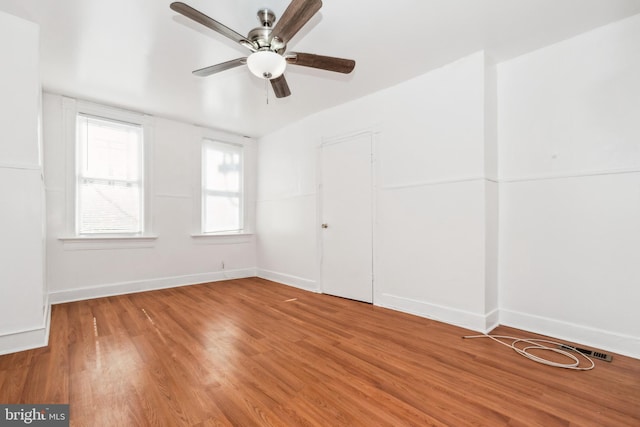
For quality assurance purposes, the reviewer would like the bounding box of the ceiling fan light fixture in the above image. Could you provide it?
[247,50,286,80]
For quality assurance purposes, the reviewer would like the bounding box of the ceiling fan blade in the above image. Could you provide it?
[271,75,292,98]
[193,58,247,77]
[170,2,255,49]
[271,0,322,44]
[286,52,355,74]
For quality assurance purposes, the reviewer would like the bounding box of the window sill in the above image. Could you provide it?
[58,234,158,251]
[190,232,253,245]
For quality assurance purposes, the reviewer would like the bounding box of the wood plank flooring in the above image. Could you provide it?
[1,278,639,426]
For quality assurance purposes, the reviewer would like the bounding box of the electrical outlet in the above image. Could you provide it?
[560,344,612,362]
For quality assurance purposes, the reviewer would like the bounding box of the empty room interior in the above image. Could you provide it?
[1,0,639,425]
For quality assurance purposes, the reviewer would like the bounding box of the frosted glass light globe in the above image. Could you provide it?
[247,51,286,80]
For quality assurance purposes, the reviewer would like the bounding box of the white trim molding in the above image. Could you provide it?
[500,309,640,360]
[499,167,640,184]
[49,269,257,304]
[0,302,51,356]
[256,269,319,293]
[380,176,487,191]
[190,233,254,245]
[0,162,41,171]
[58,235,158,250]
[379,293,499,333]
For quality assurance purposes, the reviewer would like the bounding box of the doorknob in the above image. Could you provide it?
[321,223,329,229]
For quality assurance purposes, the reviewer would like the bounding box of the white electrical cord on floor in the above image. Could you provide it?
[463,334,595,370]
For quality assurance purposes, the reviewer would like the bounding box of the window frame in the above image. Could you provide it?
[191,128,255,243]
[60,97,156,245]
[76,113,145,235]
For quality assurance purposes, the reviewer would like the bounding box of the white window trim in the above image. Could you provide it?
[60,97,157,247]
[190,233,254,245]
[57,235,158,251]
[191,127,255,241]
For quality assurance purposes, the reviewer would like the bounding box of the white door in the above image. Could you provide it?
[320,132,373,303]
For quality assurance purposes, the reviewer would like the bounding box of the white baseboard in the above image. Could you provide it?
[256,269,319,293]
[500,309,640,360]
[379,293,497,333]
[485,308,500,332]
[0,301,51,356]
[48,268,257,304]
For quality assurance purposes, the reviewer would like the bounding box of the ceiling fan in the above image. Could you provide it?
[170,0,355,98]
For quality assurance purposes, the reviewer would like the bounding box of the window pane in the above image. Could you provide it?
[79,115,141,181]
[78,181,141,234]
[203,195,240,233]
[202,141,243,234]
[204,148,240,192]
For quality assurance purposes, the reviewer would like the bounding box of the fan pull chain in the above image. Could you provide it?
[265,79,269,105]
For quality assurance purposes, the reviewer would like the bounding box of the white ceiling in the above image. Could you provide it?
[2,0,640,137]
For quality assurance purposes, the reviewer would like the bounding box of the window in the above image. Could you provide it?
[202,140,243,233]
[76,114,144,234]
[60,98,154,248]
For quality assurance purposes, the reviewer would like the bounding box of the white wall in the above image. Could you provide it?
[43,93,258,303]
[256,120,321,291]
[257,14,640,359]
[498,14,640,358]
[258,52,499,331]
[0,11,47,355]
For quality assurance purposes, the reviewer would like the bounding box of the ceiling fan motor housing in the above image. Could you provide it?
[248,9,286,53]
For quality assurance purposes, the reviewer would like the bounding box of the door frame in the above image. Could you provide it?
[316,127,380,304]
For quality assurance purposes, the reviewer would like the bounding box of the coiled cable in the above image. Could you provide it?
[463,334,595,370]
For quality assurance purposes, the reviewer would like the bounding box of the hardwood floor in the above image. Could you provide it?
[1,278,638,426]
